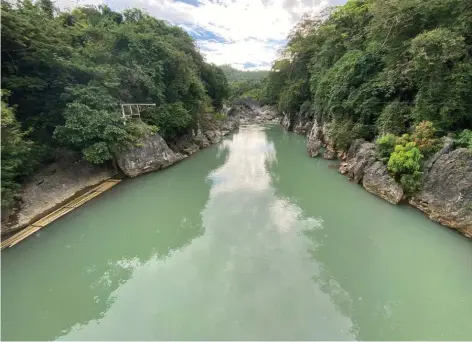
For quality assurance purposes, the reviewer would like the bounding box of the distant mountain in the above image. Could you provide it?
[219,64,268,83]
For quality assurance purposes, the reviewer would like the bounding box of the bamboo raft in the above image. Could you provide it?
[1,179,121,250]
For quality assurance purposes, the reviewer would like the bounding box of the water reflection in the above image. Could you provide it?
[8,126,468,341]
[56,125,355,340]
[1,147,228,341]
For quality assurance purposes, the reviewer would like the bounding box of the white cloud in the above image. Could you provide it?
[64,0,339,70]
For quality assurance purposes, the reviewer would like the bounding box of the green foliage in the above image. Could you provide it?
[1,92,36,208]
[264,0,472,145]
[388,142,423,174]
[410,121,440,157]
[376,102,411,135]
[387,141,424,193]
[219,64,269,103]
[219,65,268,83]
[399,171,424,194]
[1,1,229,203]
[376,133,397,162]
[329,120,369,151]
[454,129,472,151]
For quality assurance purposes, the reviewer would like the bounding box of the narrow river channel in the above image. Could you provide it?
[2,125,472,340]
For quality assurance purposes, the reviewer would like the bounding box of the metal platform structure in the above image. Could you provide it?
[121,103,156,123]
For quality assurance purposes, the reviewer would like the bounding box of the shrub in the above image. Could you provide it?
[388,142,423,174]
[396,133,411,146]
[376,133,396,162]
[411,121,440,157]
[454,129,472,151]
[400,171,424,194]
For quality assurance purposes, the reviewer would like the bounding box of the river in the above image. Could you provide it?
[2,125,472,340]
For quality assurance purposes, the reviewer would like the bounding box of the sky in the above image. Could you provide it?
[62,0,347,70]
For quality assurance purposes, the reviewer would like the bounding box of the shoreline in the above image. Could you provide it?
[285,118,472,239]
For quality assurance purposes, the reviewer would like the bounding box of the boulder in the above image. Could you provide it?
[292,118,312,135]
[363,161,404,204]
[260,106,278,121]
[193,131,211,149]
[323,148,336,160]
[115,132,183,177]
[205,130,222,144]
[307,121,322,157]
[409,147,472,237]
[339,162,349,175]
[341,140,376,183]
[220,117,239,134]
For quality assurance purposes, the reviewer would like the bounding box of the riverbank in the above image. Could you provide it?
[3,123,471,341]
[0,105,278,237]
[282,114,472,238]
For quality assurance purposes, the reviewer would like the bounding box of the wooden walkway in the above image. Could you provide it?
[1,179,121,250]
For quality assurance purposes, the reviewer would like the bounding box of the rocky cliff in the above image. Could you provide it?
[1,158,114,235]
[114,132,185,178]
[312,132,472,237]
[339,139,403,204]
[229,100,278,125]
[409,146,472,237]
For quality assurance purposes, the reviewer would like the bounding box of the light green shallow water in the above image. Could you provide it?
[2,125,472,341]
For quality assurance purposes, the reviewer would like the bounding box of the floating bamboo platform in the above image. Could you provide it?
[1,179,121,250]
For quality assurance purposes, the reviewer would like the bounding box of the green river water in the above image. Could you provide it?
[2,125,472,340]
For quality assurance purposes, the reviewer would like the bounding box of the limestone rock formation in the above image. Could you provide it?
[306,121,322,157]
[292,118,312,135]
[1,159,113,235]
[341,140,376,183]
[115,132,183,177]
[409,147,472,237]
[363,161,404,204]
[340,139,403,204]
[281,114,292,131]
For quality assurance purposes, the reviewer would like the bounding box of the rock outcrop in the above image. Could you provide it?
[339,139,403,204]
[409,146,472,237]
[337,136,471,235]
[281,114,292,131]
[229,100,278,125]
[115,132,184,177]
[341,140,376,183]
[306,121,322,157]
[1,159,114,235]
[292,117,312,135]
[363,161,404,204]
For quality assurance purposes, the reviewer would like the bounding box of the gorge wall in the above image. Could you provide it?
[284,115,472,238]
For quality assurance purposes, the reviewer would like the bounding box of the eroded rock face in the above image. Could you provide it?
[342,140,376,183]
[307,121,322,157]
[1,159,113,235]
[230,102,278,125]
[363,161,404,204]
[193,130,211,149]
[323,148,336,160]
[409,147,472,237]
[340,140,403,204]
[281,114,292,131]
[115,133,184,177]
[205,130,222,144]
[292,118,312,135]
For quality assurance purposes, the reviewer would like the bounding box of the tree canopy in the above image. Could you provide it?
[1,0,229,208]
[263,0,472,142]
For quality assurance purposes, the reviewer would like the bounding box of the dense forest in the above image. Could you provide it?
[219,65,268,103]
[262,0,472,192]
[1,0,229,208]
